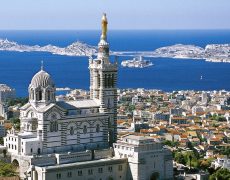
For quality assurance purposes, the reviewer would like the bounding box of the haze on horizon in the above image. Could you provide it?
[0,0,229,30]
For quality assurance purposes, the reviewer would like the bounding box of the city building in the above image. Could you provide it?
[4,14,173,180]
[0,84,16,119]
[113,135,173,180]
[212,156,230,170]
[0,120,6,137]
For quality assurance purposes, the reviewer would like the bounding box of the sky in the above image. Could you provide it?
[0,0,229,30]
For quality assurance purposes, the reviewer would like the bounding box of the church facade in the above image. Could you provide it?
[4,14,173,180]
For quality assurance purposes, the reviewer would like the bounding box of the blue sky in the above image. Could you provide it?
[0,0,229,30]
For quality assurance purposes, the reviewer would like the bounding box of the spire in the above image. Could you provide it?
[41,60,44,71]
[101,13,108,40]
[97,13,110,63]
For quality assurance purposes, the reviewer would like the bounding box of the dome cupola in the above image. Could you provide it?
[30,70,54,89]
[29,63,56,106]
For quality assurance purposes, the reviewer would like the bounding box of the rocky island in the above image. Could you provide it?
[0,38,230,63]
[149,44,230,63]
[0,38,97,56]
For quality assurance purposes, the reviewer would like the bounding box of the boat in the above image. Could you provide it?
[121,56,153,68]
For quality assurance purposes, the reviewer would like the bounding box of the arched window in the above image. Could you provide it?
[96,124,100,133]
[47,90,50,101]
[83,125,87,134]
[50,122,54,132]
[107,98,110,108]
[104,74,107,87]
[55,121,58,132]
[70,126,74,135]
[37,148,41,155]
[50,121,58,132]
[38,90,42,100]
[108,74,111,87]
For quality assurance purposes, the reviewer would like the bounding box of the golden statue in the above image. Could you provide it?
[101,13,108,40]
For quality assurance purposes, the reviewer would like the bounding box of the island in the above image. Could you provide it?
[121,56,153,68]
[0,38,230,63]
[0,38,97,56]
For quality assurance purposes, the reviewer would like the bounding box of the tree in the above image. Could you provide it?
[0,160,17,177]
[10,118,20,131]
[6,97,28,106]
[198,158,213,170]
[163,140,179,147]
[175,152,186,165]
[209,168,230,180]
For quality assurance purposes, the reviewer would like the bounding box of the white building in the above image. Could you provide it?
[4,14,173,180]
[212,156,230,170]
[114,135,173,180]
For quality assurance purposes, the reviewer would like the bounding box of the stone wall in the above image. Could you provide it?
[56,151,92,164]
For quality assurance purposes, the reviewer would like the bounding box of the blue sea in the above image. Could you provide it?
[0,30,230,97]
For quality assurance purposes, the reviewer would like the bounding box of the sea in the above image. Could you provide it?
[0,30,230,97]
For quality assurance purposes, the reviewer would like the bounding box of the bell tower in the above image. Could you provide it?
[89,13,118,145]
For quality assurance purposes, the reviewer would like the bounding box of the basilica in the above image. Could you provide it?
[4,14,173,180]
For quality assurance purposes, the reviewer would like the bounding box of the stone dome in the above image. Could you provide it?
[30,70,55,88]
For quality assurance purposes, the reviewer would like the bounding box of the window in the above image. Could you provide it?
[15,145,16,150]
[98,74,100,87]
[112,74,114,87]
[47,90,50,101]
[104,74,107,87]
[38,90,42,100]
[118,165,122,171]
[98,168,103,173]
[31,148,33,153]
[88,169,93,175]
[70,126,74,135]
[107,98,110,108]
[38,148,41,155]
[96,124,100,133]
[50,122,53,132]
[50,121,58,132]
[78,170,82,176]
[108,166,113,172]
[56,173,61,179]
[67,172,72,177]
[83,125,87,134]
[108,74,111,87]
